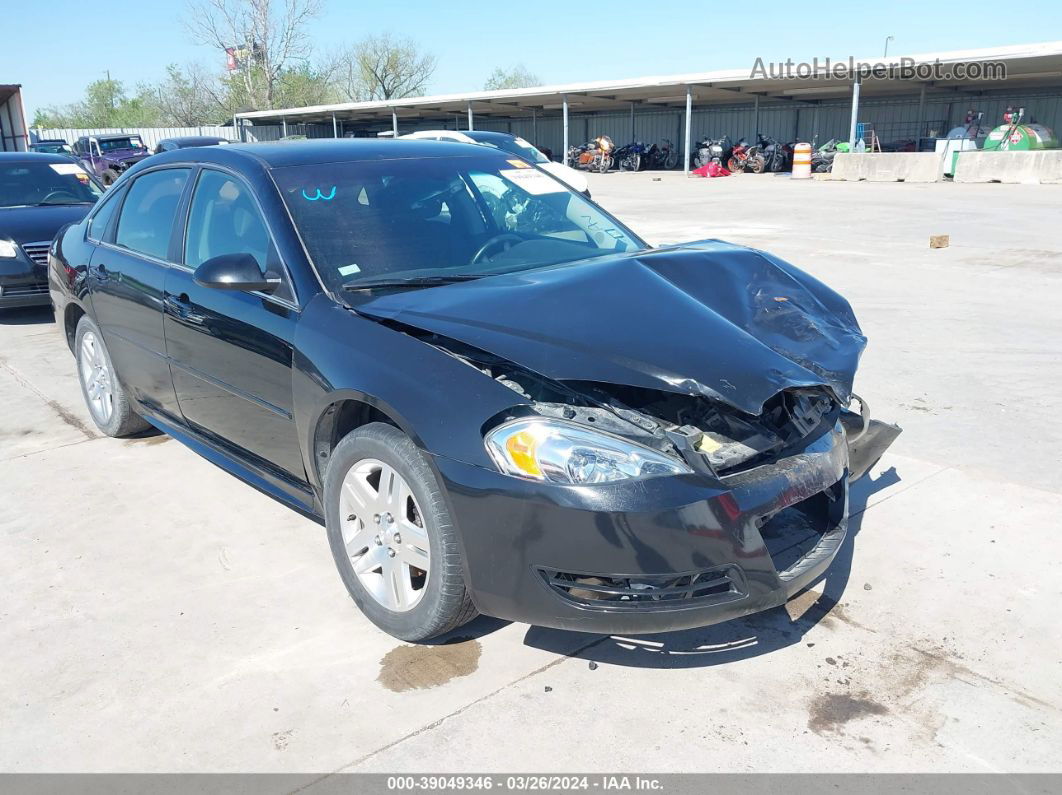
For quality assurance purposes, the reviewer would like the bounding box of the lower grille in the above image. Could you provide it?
[21,242,50,266]
[759,479,845,575]
[0,283,48,297]
[538,564,746,610]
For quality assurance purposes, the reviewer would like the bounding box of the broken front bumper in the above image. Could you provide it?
[434,421,863,634]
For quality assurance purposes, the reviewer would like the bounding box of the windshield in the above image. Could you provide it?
[0,162,103,208]
[98,136,144,152]
[273,154,643,290]
[31,142,73,155]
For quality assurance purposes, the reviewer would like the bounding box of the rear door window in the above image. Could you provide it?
[114,169,190,260]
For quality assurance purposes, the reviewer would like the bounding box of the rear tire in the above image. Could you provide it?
[324,423,476,641]
[748,154,766,174]
[74,315,149,437]
[727,156,744,173]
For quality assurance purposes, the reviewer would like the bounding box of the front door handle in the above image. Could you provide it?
[93,262,110,283]
[164,292,206,326]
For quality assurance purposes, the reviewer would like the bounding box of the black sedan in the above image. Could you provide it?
[50,140,899,641]
[1,152,102,309]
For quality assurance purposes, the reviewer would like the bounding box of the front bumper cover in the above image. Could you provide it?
[434,421,854,634]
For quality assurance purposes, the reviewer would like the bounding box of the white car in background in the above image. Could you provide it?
[401,129,591,197]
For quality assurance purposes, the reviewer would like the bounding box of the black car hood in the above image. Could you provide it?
[356,241,867,415]
[0,204,93,245]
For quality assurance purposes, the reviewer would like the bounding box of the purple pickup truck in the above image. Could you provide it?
[73,134,152,186]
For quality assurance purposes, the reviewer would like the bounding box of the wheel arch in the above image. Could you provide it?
[309,391,419,491]
[63,300,87,352]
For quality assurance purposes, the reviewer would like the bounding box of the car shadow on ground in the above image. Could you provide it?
[0,306,54,325]
[521,466,901,668]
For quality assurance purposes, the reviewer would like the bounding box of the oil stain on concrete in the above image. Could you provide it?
[378,638,482,692]
[807,692,889,734]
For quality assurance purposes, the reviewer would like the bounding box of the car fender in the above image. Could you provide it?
[292,294,528,490]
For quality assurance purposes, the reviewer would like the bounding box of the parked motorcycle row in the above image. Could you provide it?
[566,136,681,172]
[566,133,849,174]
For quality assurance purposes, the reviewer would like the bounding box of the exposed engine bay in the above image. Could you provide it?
[396,325,862,479]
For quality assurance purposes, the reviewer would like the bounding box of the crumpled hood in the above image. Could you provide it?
[356,241,867,415]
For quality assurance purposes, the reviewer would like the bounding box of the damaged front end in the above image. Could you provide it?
[394,322,898,486]
[349,242,901,629]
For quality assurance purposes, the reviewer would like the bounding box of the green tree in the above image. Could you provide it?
[483,65,540,91]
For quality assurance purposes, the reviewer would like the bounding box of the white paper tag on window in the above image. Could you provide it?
[338,263,361,276]
[50,163,87,175]
[499,169,565,195]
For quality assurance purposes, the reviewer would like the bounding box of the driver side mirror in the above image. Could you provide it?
[193,253,280,294]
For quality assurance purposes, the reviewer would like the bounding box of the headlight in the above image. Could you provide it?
[0,240,19,258]
[485,417,692,485]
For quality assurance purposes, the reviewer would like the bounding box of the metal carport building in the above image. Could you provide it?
[235,41,1062,171]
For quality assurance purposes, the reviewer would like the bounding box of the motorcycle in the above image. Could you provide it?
[614,140,649,171]
[757,134,789,172]
[568,135,615,173]
[811,138,849,173]
[726,137,765,174]
[645,138,680,170]
[692,135,732,169]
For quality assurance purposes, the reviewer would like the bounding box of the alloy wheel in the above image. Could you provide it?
[339,458,431,612]
[79,331,113,424]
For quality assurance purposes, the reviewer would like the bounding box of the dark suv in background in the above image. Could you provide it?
[74,134,151,186]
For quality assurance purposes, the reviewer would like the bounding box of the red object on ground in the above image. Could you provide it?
[692,163,731,178]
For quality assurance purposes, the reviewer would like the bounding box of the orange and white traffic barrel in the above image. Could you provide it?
[792,143,812,179]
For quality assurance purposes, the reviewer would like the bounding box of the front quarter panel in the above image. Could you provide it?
[292,293,530,488]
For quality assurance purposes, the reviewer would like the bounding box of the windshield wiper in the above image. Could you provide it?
[343,274,483,292]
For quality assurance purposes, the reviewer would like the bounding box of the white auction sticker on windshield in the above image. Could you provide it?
[499,169,565,195]
[49,163,86,176]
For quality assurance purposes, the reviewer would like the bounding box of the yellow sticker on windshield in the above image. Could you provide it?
[506,159,531,169]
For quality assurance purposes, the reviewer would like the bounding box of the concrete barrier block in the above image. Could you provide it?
[954,150,1062,184]
[830,153,944,182]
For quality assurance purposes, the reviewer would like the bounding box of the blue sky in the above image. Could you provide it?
[10,0,1062,120]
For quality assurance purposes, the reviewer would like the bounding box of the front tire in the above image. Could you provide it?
[74,315,149,437]
[324,423,476,641]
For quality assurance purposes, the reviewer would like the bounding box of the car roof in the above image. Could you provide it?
[0,151,80,164]
[33,139,68,144]
[143,138,505,170]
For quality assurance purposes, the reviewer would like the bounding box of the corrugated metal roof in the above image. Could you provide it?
[237,41,1062,122]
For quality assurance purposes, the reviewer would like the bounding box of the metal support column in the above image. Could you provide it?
[562,95,569,166]
[281,118,287,138]
[848,78,861,148]
[392,108,398,138]
[332,113,338,138]
[630,102,635,141]
[683,85,692,175]
[753,95,760,136]
[467,104,474,131]
[532,108,537,142]
[916,83,927,145]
